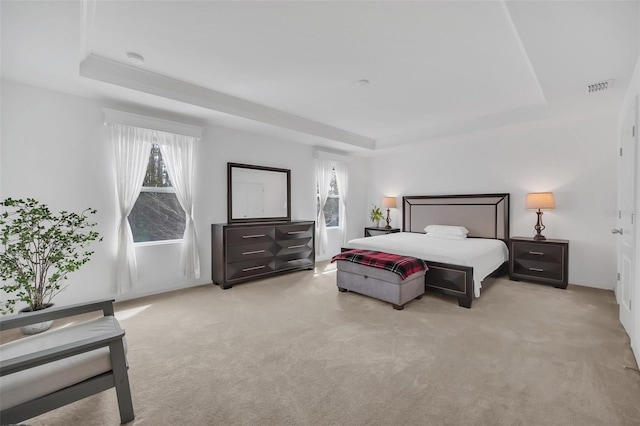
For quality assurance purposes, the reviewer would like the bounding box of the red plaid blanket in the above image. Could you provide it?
[331,250,428,280]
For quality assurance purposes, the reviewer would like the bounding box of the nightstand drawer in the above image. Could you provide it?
[512,259,563,281]
[364,227,400,237]
[512,242,563,264]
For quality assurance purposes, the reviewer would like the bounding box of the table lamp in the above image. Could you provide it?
[525,192,555,240]
[381,197,397,229]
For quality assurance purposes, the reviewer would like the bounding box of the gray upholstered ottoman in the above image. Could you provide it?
[336,260,426,310]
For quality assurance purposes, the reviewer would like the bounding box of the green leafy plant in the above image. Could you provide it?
[0,198,102,314]
[370,204,384,224]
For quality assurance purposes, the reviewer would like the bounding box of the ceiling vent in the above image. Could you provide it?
[587,79,612,94]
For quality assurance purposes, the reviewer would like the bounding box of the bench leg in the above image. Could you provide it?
[109,339,135,424]
[392,304,404,310]
[338,287,347,292]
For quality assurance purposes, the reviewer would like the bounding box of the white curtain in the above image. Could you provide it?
[316,159,333,256]
[110,123,153,294]
[157,133,201,279]
[333,161,348,246]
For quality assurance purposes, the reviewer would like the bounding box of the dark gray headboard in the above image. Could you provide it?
[402,193,510,239]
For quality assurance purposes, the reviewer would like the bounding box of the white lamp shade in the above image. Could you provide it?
[526,192,555,210]
[381,197,397,209]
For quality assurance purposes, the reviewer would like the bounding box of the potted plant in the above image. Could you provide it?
[0,198,101,334]
[370,204,384,228]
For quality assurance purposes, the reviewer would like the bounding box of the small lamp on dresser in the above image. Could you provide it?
[381,197,397,229]
[525,192,555,240]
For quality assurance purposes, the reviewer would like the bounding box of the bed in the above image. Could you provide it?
[345,194,510,308]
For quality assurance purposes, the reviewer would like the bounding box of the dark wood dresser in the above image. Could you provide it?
[509,237,569,289]
[211,221,315,289]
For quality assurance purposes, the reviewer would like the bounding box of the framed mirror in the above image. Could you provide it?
[228,162,291,223]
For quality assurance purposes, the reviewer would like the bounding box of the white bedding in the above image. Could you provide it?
[345,232,508,298]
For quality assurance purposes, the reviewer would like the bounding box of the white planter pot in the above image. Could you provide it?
[19,304,54,335]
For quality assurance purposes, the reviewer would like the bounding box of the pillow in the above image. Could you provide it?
[423,225,469,236]
[425,232,467,240]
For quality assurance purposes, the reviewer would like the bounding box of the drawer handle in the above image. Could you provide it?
[529,267,544,272]
[242,250,266,255]
[288,244,306,249]
[242,234,265,239]
[287,230,306,234]
[529,251,545,255]
[242,265,266,272]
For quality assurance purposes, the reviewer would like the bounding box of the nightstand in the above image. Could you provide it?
[364,227,400,237]
[509,237,569,289]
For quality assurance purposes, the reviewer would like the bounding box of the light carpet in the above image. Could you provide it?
[4,261,640,425]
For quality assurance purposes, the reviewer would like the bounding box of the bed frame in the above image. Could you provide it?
[402,193,510,308]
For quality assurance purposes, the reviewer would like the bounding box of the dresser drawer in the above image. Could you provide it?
[276,223,313,241]
[226,226,275,246]
[227,241,277,263]
[276,237,313,256]
[275,251,314,271]
[227,258,276,281]
[512,242,563,263]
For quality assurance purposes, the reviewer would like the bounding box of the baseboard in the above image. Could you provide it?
[115,281,213,303]
[568,281,615,291]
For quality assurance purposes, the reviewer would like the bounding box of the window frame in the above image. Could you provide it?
[130,144,185,245]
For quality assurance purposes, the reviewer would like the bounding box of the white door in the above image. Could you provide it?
[617,97,638,337]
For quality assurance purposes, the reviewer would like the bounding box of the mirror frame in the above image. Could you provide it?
[227,162,291,223]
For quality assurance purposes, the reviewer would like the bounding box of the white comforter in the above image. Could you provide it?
[345,232,508,298]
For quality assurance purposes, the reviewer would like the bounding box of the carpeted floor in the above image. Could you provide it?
[5,261,640,425]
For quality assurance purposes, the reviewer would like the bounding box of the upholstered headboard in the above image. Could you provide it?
[402,193,510,239]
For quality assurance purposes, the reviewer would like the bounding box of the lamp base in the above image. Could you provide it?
[385,208,391,229]
[533,210,546,241]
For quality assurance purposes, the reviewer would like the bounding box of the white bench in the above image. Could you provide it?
[0,299,134,424]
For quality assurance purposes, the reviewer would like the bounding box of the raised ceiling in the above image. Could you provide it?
[2,1,638,153]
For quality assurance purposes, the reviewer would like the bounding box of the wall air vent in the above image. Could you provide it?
[587,79,612,93]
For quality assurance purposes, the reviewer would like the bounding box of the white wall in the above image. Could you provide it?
[1,77,622,308]
[368,115,619,290]
[0,80,367,308]
[1,81,118,306]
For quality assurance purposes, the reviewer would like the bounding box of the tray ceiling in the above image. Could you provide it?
[2,1,637,153]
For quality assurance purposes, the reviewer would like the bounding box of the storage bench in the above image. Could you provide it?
[335,260,426,310]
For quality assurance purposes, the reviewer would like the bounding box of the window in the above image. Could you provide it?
[129,144,185,243]
[317,167,340,227]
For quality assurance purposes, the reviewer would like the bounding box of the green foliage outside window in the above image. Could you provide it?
[144,144,172,188]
